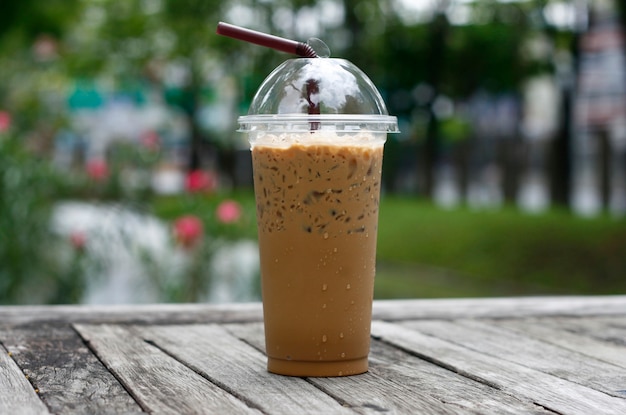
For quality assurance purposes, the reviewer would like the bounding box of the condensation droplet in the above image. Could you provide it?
[346,284,351,290]
[322,303,327,309]
[323,232,329,239]
[322,283,328,291]
[322,334,327,343]
[338,371,343,376]
[333,247,338,253]
[339,332,344,339]
[341,352,346,358]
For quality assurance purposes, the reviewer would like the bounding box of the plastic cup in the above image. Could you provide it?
[239,58,398,377]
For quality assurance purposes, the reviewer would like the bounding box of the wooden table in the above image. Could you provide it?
[1,296,626,414]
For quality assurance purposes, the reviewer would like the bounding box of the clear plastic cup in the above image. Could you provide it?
[239,58,398,377]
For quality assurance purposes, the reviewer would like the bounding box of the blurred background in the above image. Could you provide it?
[1,0,625,305]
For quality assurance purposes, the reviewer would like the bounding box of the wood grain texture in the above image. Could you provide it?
[494,316,626,369]
[223,322,463,415]
[371,320,626,415]
[404,319,626,398]
[135,324,355,415]
[0,341,50,415]
[224,322,554,414]
[0,302,263,327]
[1,297,626,415]
[74,323,261,415]
[2,296,625,326]
[372,295,626,321]
[0,323,143,415]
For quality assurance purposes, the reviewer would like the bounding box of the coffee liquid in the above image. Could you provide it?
[252,140,383,376]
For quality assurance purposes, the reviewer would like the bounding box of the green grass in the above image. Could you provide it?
[375,197,626,298]
[150,191,626,299]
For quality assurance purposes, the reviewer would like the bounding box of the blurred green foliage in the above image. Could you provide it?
[0,0,580,135]
[0,135,81,304]
[1,1,625,304]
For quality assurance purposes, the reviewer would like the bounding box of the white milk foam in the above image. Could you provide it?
[249,131,386,148]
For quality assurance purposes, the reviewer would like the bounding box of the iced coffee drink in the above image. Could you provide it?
[238,57,397,376]
[252,133,383,376]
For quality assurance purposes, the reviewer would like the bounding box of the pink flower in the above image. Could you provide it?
[173,215,204,249]
[69,231,87,251]
[86,159,109,181]
[140,130,160,151]
[216,200,242,224]
[0,111,11,132]
[185,170,218,193]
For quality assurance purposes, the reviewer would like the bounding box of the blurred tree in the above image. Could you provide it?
[373,0,540,197]
[0,135,77,304]
[542,4,578,209]
[0,0,80,40]
[2,0,620,305]
[620,2,626,39]
[618,0,626,93]
[0,0,81,133]
[0,0,597,202]
[160,0,227,170]
[423,8,449,199]
[0,0,233,169]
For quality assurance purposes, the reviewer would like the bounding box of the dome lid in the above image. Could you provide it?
[238,58,398,133]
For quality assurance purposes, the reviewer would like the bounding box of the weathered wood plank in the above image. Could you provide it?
[0,302,264,327]
[0,323,143,415]
[495,317,626,369]
[2,295,626,326]
[403,319,626,398]
[74,323,261,415]
[135,324,356,415]
[1,297,625,415]
[225,322,554,414]
[223,323,466,415]
[315,340,557,415]
[0,341,50,415]
[371,320,626,415]
[372,295,626,321]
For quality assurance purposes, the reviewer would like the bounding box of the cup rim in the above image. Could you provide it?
[237,114,399,133]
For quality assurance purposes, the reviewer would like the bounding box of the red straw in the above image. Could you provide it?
[217,22,317,58]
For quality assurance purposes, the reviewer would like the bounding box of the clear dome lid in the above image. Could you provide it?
[238,58,398,133]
